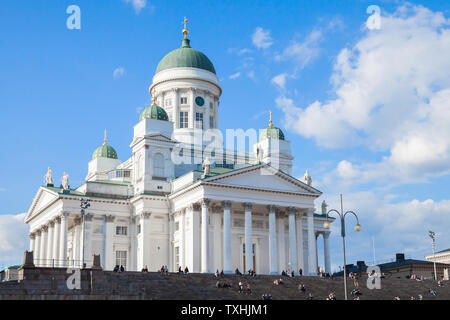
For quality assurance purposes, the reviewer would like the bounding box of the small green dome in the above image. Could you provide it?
[92,143,118,160]
[259,124,285,142]
[155,38,216,75]
[139,102,169,121]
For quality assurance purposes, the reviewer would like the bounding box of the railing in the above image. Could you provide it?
[33,259,93,268]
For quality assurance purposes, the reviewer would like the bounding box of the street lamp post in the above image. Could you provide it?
[429,231,437,281]
[80,199,90,269]
[323,194,362,301]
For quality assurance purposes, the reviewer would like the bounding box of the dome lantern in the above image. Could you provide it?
[92,129,118,160]
[259,111,285,142]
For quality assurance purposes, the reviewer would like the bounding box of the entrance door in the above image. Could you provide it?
[242,243,256,272]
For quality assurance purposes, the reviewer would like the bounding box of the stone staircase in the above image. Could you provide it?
[1,267,450,300]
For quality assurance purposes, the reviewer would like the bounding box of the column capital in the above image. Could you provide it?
[201,199,211,208]
[243,202,253,211]
[41,225,48,232]
[54,216,61,224]
[139,212,151,220]
[29,233,36,239]
[36,229,42,236]
[223,200,232,210]
[105,214,116,222]
[84,213,94,221]
[171,87,179,93]
[267,205,277,213]
[189,202,201,211]
[60,211,70,219]
[49,220,55,227]
[275,208,286,217]
[287,207,298,215]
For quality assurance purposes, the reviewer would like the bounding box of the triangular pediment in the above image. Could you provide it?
[203,164,321,196]
[146,133,177,143]
[25,187,60,223]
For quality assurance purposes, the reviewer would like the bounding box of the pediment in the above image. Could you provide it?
[203,164,321,196]
[145,133,177,143]
[25,187,60,223]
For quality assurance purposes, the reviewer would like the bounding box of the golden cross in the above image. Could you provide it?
[182,17,189,38]
[269,111,273,126]
[104,129,107,145]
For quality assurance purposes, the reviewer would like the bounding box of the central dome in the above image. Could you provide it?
[155,38,216,75]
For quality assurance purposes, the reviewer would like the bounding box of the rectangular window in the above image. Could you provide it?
[180,112,188,128]
[209,116,214,128]
[195,112,203,129]
[165,98,172,107]
[175,221,180,231]
[116,226,128,236]
[137,224,141,234]
[115,250,127,268]
[180,97,188,105]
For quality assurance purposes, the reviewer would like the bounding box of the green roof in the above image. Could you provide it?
[259,124,285,142]
[92,143,118,160]
[139,103,169,122]
[155,38,216,75]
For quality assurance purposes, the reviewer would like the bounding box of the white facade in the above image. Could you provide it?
[24,31,333,275]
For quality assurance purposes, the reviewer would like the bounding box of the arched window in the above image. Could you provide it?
[153,153,165,178]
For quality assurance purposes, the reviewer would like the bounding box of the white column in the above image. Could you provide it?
[40,226,48,266]
[189,88,195,129]
[307,208,317,275]
[288,208,298,275]
[105,215,115,270]
[168,215,174,272]
[201,199,210,273]
[47,222,54,267]
[296,214,305,274]
[268,205,278,275]
[223,201,232,273]
[204,91,210,130]
[34,231,41,266]
[315,233,319,272]
[59,213,68,267]
[324,232,331,274]
[277,214,286,272]
[179,211,186,270]
[53,218,60,265]
[244,203,253,272]
[173,88,179,129]
[73,219,81,266]
[212,211,222,272]
[29,233,36,254]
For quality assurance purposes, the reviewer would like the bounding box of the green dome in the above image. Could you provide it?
[259,124,285,142]
[92,143,118,160]
[155,39,216,75]
[139,103,169,121]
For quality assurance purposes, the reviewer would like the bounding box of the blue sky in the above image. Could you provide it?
[1,0,450,270]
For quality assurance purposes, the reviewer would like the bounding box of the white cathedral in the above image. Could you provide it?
[24,20,333,276]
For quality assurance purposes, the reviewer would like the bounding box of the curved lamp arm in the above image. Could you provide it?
[344,210,362,232]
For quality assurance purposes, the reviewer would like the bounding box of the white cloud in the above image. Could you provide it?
[247,70,255,80]
[277,5,450,185]
[275,29,323,72]
[271,73,288,90]
[228,48,252,56]
[0,213,28,267]
[124,0,147,14]
[0,188,6,192]
[113,67,126,80]
[252,27,273,49]
[321,192,450,266]
[229,72,241,80]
